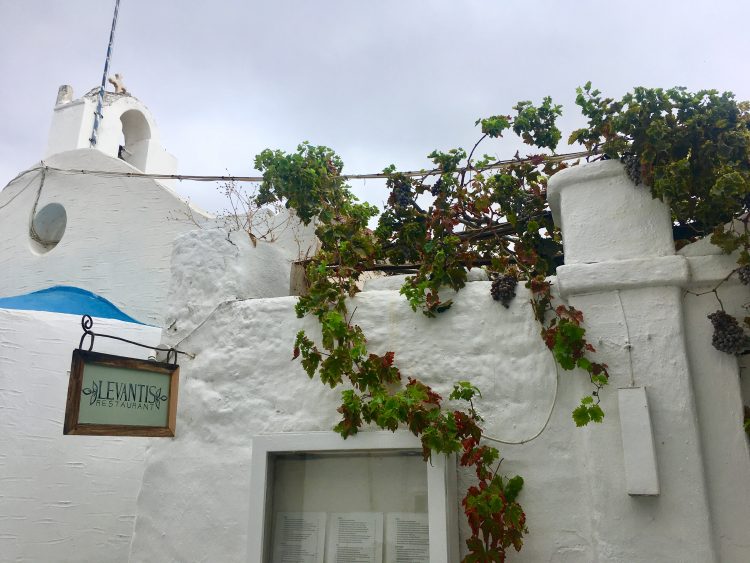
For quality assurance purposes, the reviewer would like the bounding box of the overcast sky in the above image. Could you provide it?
[2,0,750,213]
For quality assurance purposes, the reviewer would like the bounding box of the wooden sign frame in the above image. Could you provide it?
[64,349,179,437]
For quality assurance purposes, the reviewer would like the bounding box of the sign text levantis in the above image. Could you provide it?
[64,350,179,437]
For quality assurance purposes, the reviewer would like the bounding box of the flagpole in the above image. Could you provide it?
[89,0,122,148]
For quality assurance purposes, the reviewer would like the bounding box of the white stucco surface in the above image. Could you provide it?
[46,88,177,177]
[0,152,318,328]
[681,256,750,562]
[4,157,750,563]
[126,160,750,563]
[0,309,161,563]
[130,283,568,563]
[162,226,314,343]
[548,160,675,264]
[0,149,212,325]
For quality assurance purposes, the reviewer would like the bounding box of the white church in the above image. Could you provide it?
[1,82,749,563]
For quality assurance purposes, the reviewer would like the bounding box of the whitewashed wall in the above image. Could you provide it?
[0,88,321,562]
[4,160,750,562]
[550,161,750,561]
[0,309,161,563]
[126,161,750,563]
[162,217,318,341]
[0,149,318,327]
[130,283,570,563]
[46,89,177,177]
[0,150,211,325]
[679,237,750,563]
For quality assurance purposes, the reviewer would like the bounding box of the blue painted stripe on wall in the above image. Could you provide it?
[0,286,145,325]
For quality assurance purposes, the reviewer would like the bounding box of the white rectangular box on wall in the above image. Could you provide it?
[618,386,660,496]
[247,431,458,563]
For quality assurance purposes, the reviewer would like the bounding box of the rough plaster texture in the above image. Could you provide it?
[362,268,489,291]
[548,160,674,264]
[2,87,318,327]
[0,309,161,563]
[161,222,318,345]
[0,149,318,327]
[5,158,750,562]
[564,286,716,561]
[46,88,177,177]
[130,283,567,563]
[551,161,750,561]
[126,160,750,563]
[681,263,750,561]
[0,149,210,325]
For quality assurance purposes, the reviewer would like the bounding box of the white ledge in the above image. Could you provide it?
[556,255,690,297]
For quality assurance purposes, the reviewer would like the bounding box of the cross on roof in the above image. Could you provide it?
[108,73,128,94]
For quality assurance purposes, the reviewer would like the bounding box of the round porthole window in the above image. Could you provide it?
[30,202,67,253]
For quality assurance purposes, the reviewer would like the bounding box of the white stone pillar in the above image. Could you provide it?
[547,160,717,562]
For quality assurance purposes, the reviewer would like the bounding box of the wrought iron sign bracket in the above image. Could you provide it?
[78,315,194,364]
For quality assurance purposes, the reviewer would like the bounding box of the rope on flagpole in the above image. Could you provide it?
[89,0,122,148]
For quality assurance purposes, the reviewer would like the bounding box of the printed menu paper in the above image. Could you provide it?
[385,512,429,563]
[272,512,326,563]
[325,512,383,563]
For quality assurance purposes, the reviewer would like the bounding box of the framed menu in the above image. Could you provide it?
[247,431,458,563]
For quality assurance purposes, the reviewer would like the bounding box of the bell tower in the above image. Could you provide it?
[45,84,177,175]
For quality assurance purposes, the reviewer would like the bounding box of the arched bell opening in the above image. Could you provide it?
[119,109,151,171]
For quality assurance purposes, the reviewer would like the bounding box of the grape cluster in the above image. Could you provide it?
[390,182,412,208]
[738,265,750,285]
[620,153,642,186]
[430,178,443,197]
[708,310,750,355]
[491,275,518,308]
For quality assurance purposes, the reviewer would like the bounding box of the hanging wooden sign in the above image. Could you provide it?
[64,349,179,437]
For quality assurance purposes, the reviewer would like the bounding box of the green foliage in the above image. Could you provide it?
[476,115,511,139]
[462,472,527,561]
[373,98,565,318]
[536,303,609,426]
[293,331,322,379]
[255,127,551,559]
[254,85,750,561]
[450,381,483,403]
[512,96,563,151]
[548,319,586,370]
[254,141,380,229]
[570,83,750,233]
[571,83,750,403]
[573,396,605,427]
[255,142,343,225]
[429,147,467,173]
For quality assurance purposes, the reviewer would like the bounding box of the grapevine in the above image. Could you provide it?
[708,310,750,355]
[491,274,518,308]
[620,153,642,186]
[251,84,750,561]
